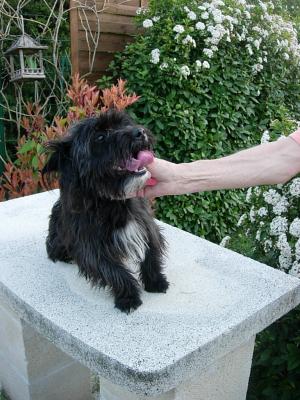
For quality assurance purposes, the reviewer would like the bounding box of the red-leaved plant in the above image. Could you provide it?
[0,74,140,201]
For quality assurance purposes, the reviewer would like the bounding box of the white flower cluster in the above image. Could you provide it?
[173,24,185,34]
[249,206,256,223]
[187,11,197,21]
[273,197,289,216]
[290,261,300,278]
[220,235,231,247]
[264,239,272,253]
[160,62,168,70]
[261,130,270,144]
[237,213,247,226]
[246,187,252,202]
[195,60,210,70]
[195,60,202,70]
[182,35,196,47]
[203,61,210,69]
[270,216,288,236]
[142,14,160,29]
[196,22,205,31]
[203,48,214,58]
[263,189,281,206]
[295,239,300,261]
[136,7,147,15]
[252,63,264,75]
[289,218,300,238]
[271,16,300,62]
[276,233,291,257]
[180,65,191,79]
[279,254,292,271]
[143,19,153,29]
[150,48,160,64]
[257,207,268,217]
[290,178,300,197]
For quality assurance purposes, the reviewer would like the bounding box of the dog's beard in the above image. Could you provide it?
[123,170,151,197]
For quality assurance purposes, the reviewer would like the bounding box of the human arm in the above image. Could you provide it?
[140,133,300,198]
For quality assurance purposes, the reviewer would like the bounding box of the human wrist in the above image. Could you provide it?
[164,162,189,195]
[174,161,210,194]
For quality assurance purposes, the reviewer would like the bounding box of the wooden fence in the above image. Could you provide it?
[70,0,148,83]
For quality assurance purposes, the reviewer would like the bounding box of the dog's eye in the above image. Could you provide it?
[96,135,104,142]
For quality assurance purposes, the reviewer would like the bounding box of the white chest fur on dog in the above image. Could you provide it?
[113,220,148,274]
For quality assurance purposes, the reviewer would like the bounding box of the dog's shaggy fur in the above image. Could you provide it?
[42,110,169,313]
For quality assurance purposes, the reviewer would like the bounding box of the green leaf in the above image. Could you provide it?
[32,155,39,169]
[36,143,43,154]
[18,140,36,154]
[186,205,194,213]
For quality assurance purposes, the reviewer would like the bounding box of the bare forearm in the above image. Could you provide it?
[176,138,300,193]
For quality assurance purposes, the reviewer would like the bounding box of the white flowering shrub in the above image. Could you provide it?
[134,0,300,83]
[101,0,300,242]
[240,179,300,277]
[226,120,300,278]
[227,119,300,400]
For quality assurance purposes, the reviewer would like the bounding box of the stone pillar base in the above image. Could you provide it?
[98,336,255,400]
[0,301,93,400]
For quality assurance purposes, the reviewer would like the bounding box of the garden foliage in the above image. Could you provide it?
[225,119,300,400]
[247,304,300,400]
[0,75,139,201]
[229,190,300,400]
[0,0,71,154]
[226,118,300,276]
[100,0,300,242]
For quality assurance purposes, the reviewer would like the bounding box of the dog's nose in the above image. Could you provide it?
[133,128,145,138]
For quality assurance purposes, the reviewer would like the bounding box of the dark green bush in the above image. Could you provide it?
[100,0,300,242]
[248,305,300,400]
[229,234,300,400]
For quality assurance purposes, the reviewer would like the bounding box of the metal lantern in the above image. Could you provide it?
[4,33,48,82]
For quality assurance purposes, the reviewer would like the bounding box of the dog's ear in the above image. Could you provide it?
[42,137,72,175]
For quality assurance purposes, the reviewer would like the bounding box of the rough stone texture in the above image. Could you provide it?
[98,336,255,400]
[0,301,28,377]
[173,336,255,400]
[0,191,300,396]
[0,301,93,400]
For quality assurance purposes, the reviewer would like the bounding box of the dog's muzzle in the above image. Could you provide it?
[133,127,148,143]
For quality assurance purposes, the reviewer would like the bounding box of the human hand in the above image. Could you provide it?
[134,158,183,198]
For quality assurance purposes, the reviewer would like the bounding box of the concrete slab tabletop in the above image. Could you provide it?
[0,191,299,396]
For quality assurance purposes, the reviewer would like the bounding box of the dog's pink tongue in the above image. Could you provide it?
[137,150,154,167]
[125,151,154,171]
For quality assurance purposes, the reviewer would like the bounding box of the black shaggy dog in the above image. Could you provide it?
[42,109,169,313]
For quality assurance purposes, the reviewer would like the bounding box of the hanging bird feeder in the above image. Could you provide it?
[4,33,48,82]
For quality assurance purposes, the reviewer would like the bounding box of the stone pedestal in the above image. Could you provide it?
[98,336,255,400]
[0,301,92,400]
[0,191,300,400]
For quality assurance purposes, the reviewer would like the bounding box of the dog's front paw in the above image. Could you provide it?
[115,295,142,314]
[144,275,169,293]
